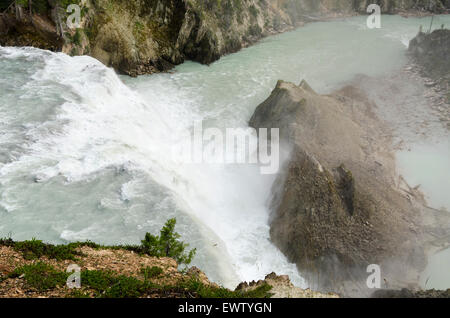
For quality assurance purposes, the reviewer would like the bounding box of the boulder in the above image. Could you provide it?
[250,80,426,295]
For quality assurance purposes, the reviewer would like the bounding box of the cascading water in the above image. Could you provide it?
[1,15,449,289]
[0,46,301,288]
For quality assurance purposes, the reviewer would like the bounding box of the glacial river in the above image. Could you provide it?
[1,15,449,289]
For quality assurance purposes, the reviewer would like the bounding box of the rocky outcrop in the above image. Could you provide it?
[409,29,450,103]
[1,0,449,76]
[250,80,427,296]
[0,241,337,298]
[0,2,63,51]
[236,272,339,298]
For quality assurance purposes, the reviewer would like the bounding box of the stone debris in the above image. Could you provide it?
[236,273,339,298]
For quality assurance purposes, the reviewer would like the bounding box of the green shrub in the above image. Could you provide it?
[0,237,14,247]
[12,238,82,261]
[80,270,117,291]
[141,218,196,265]
[102,275,146,298]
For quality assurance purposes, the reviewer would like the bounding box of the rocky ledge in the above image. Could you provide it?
[2,238,448,298]
[0,239,334,298]
[250,80,433,296]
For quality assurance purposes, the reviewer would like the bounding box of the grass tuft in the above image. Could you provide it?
[12,239,83,261]
[9,262,68,291]
[141,266,163,279]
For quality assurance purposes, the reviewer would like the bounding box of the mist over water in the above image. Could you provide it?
[1,15,449,289]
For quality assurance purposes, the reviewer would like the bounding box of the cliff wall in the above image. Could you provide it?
[1,0,449,75]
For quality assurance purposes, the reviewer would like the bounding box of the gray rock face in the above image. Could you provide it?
[409,29,450,103]
[250,81,427,295]
[409,29,450,77]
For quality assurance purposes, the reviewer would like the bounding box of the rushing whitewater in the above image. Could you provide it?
[0,46,301,288]
[1,15,449,289]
